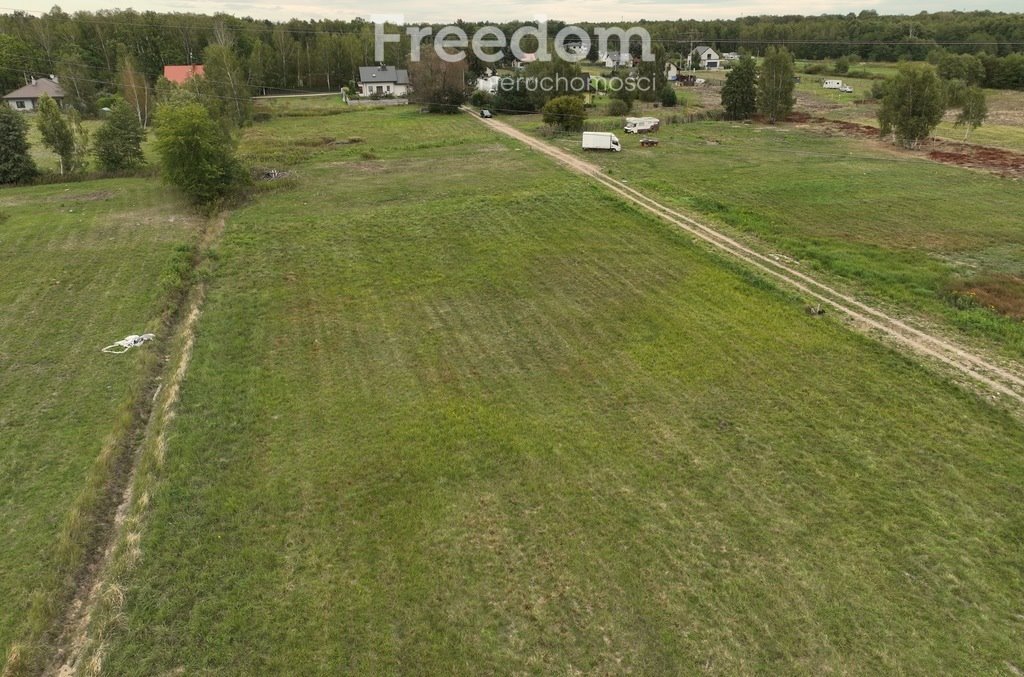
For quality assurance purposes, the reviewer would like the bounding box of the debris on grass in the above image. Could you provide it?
[102,334,156,354]
[258,169,291,181]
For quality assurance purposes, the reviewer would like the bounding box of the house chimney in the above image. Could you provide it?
[30,76,36,85]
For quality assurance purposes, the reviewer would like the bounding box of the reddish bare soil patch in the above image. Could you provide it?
[927,145,1024,177]
[795,115,1024,178]
[949,274,1024,320]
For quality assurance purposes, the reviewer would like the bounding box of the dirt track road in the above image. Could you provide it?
[468,111,1024,409]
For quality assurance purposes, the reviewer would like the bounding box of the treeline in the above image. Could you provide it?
[1,8,1023,109]
[0,9,405,102]
[637,10,1024,61]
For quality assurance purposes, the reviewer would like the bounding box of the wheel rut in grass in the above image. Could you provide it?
[468,110,1024,409]
[39,216,225,677]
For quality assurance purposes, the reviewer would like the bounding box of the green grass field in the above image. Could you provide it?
[509,114,1024,360]
[23,116,158,174]
[0,180,199,660]
[50,106,1023,674]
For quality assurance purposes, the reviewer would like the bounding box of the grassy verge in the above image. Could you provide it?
[0,180,201,673]
[91,107,1024,674]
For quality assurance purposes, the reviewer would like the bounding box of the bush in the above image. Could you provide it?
[607,98,630,116]
[469,90,493,107]
[493,79,536,114]
[660,86,679,107]
[37,94,77,174]
[93,101,146,171]
[804,63,826,75]
[542,95,586,132]
[0,105,37,184]
[153,102,247,205]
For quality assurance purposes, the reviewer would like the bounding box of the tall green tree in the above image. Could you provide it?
[757,46,796,123]
[55,46,97,115]
[408,50,468,113]
[36,93,75,174]
[878,63,945,147]
[0,105,37,184]
[954,86,988,141]
[93,100,146,171]
[721,53,757,120]
[118,57,153,127]
[153,102,246,205]
[203,44,253,127]
[635,44,667,102]
[0,34,31,93]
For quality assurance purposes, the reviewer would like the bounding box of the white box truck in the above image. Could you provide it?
[582,132,622,152]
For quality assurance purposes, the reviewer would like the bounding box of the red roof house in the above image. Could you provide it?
[163,64,205,84]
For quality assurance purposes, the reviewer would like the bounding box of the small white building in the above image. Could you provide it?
[664,62,679,81]
[513,53,537,70]
[357,65,410,97]
[476,75,501,94]
[600,51,633,68]
[3,76,64,111]
[563,43,589,58]
[691,46,721,70]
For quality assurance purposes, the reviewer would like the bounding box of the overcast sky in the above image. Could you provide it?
[7,0,1020,23]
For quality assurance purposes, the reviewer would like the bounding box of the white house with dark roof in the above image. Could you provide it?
[691,46,721,70]
[3,76,65,111]
[357,65,410,97]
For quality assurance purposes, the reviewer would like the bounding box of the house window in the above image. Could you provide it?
[15,100,25,109]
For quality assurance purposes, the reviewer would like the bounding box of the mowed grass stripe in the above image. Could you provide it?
[0,180,200,660]
[92,108,1024,674]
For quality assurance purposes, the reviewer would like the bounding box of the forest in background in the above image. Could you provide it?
[1,8,1023,110]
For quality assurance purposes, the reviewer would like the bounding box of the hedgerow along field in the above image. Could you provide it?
[511,113,1024,360]
[0,180,200,662]
[61,104,1024,674]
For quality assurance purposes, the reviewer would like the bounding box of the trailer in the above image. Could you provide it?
[624,116,660,133]
[823,79,843,90]
[582,131,622,152]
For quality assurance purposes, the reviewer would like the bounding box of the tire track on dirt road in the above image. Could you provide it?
[467,111,1024,409]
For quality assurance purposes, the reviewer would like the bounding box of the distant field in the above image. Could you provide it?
[0,180,199,660]
[82,106,1024,674]
[793,64,1024,152]
[508,114,1024,359]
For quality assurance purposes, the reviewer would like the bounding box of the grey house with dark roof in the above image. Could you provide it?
[358,65,410,97]
[3,77,65,111]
